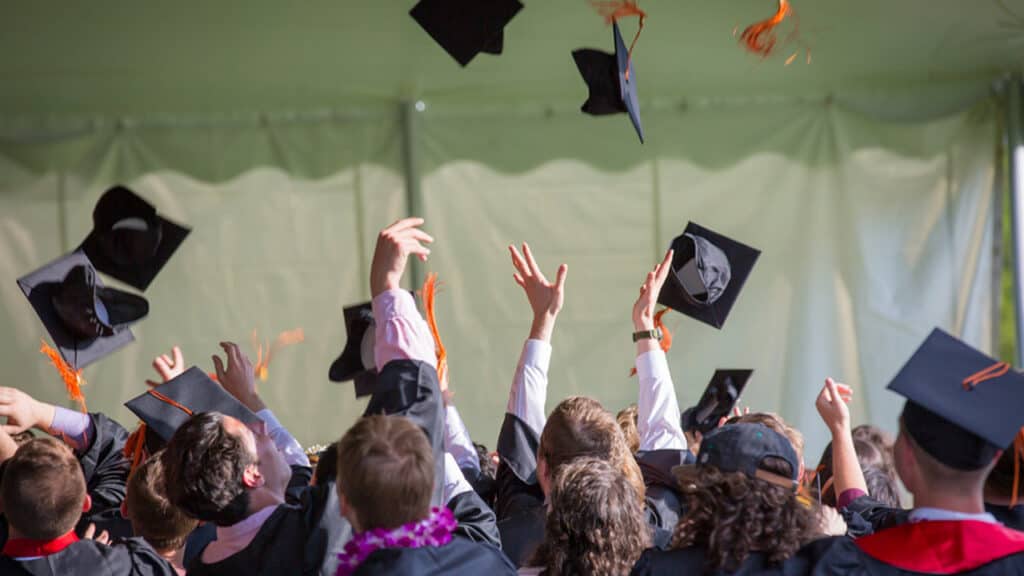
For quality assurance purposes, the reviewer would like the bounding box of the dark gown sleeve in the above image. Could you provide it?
[448,489,502,548]
[285,464,313,504]
[636,448,691,533]
[76,413,131,515]
[107,537,178,576]
[840,495,911,537]
[495,413,544,522]
[364,359,445,507]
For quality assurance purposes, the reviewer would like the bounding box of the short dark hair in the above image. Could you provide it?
[162,412,253,526]
[1,438,86,539]
[313,442,339,486]
[336,415,433,530]
[126,449,198,552]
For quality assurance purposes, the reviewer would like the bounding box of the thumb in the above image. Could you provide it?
[554,264,568,292]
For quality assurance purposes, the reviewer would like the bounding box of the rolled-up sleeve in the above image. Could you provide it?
[372,289,437,369]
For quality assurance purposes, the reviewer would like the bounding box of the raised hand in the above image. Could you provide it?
[815,378,853,434]
[0,387,53,435]
[370,218,434,297]
[83,523,110,545]
[509,243,568,342]
[632,249,674,331]
[212,342,266,412]
[146,346,186,388]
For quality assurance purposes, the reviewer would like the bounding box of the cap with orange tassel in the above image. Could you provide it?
[40,340,87,413]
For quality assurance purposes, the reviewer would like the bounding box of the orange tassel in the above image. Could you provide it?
[422,273,448,385]
[629,308,673,376]
[589,0,646,80]
[251,328,305,382]
[39,340,87,413]
[123,424,148,473]
[739,0,791,57]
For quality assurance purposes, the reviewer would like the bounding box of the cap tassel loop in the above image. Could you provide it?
[422,273,448,385]
[123,424,148,473]
[589,0,646,80]
[630,308,673,376]
[962,362,1011,391]
[39,340,87,413]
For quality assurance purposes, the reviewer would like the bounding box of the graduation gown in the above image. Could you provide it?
[0,537,174,576]
[798,520,1024,576]
[353,535,515,575]
[494,413,679,566]
[188,359,446,575]
[987,504,1024,532]
[631,545,816,576]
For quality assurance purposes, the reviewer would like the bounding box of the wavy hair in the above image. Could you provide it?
[531,457,651,575]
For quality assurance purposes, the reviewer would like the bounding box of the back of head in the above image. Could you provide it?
[336,415,433,530]
[812,439,888,507]
[674,425,814,571]
[540,396,645,500]
[863,464,901,508]
[1,437,85,540]
[729,412,805,464]
[617,404,640,454]
[162,412,253,526]
[533,457,650,576]
[126,449,198,552]
[313,442,339,487]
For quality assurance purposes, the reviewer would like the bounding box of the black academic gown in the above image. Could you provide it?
[987,504,1024,532]
[0,537,174,576]
[494,413,679,566]
[353,535,515,575]
[796,520,1024,576]
[631,545,816,576]
[187,359,447,576]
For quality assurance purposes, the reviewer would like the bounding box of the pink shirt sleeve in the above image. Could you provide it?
[837,488,868,510]
[372,289,437,369]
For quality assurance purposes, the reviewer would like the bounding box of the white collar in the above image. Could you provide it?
[909,507,999,524]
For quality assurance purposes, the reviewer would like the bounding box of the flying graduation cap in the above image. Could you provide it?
[410,0,524,66]
[572,21,644,143]
[681,370,753,434]
[329,302,378,398]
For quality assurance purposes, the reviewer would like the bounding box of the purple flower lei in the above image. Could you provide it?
[335,506,457,576]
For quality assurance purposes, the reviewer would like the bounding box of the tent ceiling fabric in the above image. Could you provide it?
[0,1,1021,119]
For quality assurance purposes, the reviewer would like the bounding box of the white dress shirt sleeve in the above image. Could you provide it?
[506,339,551,437]
[258,409,310,467]
[635,349,687,452]
[445,404,480,473]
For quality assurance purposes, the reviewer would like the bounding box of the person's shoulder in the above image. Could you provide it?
[630,545,706,575]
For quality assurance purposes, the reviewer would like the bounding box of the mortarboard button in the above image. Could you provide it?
[125,366,263,445]
[681,369,753,434]
[79,185,191,291]
[572,22,644,143]
[18,251,143,369]
[889,328,1024,470]
[657,222,761,329]
[410,0,524,67]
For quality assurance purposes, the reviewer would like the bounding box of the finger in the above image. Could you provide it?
[153,356,171,379]
[84,524,96,540]
[522,243,546,282]
[97,531,110,545]
[554,264,568,293]
[509,245,530,277]
[212,355,226,380]
[401,228,435,245]
[654,249,674,285]
[171,346,183,368]
[513,273,526,288]
[384,217,425,234]
[1,426,23,435]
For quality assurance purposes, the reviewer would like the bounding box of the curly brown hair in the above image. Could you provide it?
[617,404,640,454]
[672,456,816,572]
[531,457,651,576]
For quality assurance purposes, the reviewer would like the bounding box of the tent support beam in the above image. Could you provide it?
[400,100,424,291]
[1008,76,1024,366]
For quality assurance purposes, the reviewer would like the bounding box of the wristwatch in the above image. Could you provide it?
[632,328,663,343]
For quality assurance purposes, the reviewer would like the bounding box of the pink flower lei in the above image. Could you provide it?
[336,506,458,576]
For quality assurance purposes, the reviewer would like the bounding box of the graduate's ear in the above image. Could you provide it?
[242,463,264,489]
[82,493,92,514]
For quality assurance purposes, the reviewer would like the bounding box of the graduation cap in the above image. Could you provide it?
[328,302,378,398]
[657,222,761,329]
[681,369,753,434]
[889,328,1024,471]
[125,366,263,445]
[675,423,800,491]
[572,21,644,143]
[79,185,191,291]
[410,0,524,67]
[17,251,147,369]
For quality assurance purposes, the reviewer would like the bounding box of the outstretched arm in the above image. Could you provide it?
[633,250,687,452]
[816,378,867,503]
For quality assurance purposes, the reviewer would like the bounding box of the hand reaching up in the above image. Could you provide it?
[370,218,434,297]
[632,249,674,331]
[0,388,52,435]
[212,342,266,412]
[815,378,853,434]
[509,243,568,342]
[146,346,186,387]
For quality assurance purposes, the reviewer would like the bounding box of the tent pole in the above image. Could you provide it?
[1008,76,1024,366]
[400,100,424,291]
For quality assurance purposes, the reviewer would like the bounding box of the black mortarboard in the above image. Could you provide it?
[657,222,761,329]
[889,328,1024,471]
[410,0,524,67]
[17,251,147,369]
[681,369,753,434]
[328,302,377,398]
[79,185,191,291]
[125,366,263,444]
[572,21,644,143]
[674,423,800,491]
